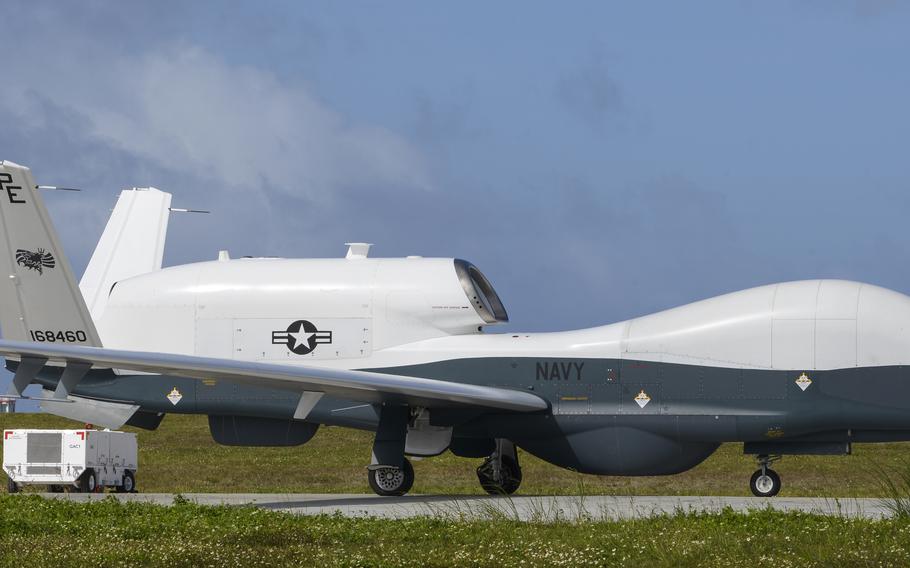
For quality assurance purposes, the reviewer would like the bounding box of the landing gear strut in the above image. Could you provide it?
[749,454,781,497]
[367,404,414,497]
[477,439,522,495]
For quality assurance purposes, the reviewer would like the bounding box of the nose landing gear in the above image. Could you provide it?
[749,454,781,497]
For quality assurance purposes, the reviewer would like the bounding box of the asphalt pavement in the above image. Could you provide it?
[38,492,893,521]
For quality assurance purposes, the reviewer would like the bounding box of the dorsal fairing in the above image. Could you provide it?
[623,279,910,371]
[97,255,509,357]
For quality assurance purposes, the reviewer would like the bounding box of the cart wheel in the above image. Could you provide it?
[116,470,135,493]
[7,478,19,494]
[79,469,98,493]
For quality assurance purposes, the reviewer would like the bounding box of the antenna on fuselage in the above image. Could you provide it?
[169,207,210,214]
[36,185,83,192]
[345,242,373,259]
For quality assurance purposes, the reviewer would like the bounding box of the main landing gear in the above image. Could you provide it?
[476,439,522,495]
[749,454,782,497]
[364,404,523,498]
[367,404,416,497]
[368,459,415,497]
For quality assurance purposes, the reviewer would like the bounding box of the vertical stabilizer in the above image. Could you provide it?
[0,161,102,346]
[79,188,172,321]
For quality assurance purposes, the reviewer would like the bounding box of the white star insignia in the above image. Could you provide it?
[289,328,315,350]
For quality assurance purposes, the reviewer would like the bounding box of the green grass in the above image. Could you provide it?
[0,495,908,567]
[1,413,908,496]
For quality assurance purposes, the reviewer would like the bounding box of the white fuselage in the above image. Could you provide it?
[95,257,910,374]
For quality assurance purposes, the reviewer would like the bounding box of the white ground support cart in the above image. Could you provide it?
[3,429,137,493]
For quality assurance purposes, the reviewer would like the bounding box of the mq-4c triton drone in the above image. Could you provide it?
[2,160,909,497]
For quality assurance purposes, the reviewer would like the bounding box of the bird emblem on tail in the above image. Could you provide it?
[15,248,56,274]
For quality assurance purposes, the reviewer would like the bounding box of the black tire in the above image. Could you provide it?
[116,470,135,493]
[368,459,415,496]
[750,468,781,497]
[7,478,19,494]
[79,469,98,493]
[477,455,522,495]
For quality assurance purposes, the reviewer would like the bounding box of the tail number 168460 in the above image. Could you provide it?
[29,330,88,342]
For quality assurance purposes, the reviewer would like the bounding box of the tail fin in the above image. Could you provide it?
[79,187,172,322]
[0,161,102,347]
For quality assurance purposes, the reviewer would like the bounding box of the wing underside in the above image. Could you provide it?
[0,340,548,413]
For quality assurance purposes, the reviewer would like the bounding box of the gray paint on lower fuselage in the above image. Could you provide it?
[15,356,910,475]
[374,357,910,473]
[20,356,910,438]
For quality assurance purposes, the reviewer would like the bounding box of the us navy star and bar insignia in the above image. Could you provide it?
[795,372,812,391]
[272,319,333,355]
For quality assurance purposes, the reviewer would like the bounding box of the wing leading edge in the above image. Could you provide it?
[0,340,548,413]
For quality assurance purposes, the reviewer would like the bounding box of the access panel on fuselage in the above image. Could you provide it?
[195,377,299,416]
[532,359,621,415]
[621,359,790,414]
[231,317,372,361]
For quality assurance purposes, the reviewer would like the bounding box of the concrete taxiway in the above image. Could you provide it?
[38,493,893,521]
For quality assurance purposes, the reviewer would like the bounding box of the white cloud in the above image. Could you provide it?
[2,41,431,201]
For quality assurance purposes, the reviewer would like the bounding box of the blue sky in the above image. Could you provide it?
[2,2,909,404]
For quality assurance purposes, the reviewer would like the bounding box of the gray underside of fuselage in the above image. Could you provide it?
[18,357,910,476]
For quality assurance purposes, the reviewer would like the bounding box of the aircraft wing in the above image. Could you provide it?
[0,340,548,413]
